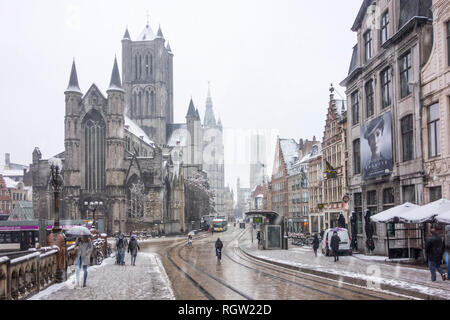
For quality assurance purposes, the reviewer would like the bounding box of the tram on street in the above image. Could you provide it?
[0,219,85,252]
[211,218,228,232]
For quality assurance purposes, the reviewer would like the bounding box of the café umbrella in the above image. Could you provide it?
[66,225,92,236]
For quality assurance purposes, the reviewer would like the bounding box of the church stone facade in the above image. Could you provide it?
[30,22,227,235]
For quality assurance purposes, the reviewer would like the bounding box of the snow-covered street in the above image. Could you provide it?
[28,252,175,300]
[239,232,450,300]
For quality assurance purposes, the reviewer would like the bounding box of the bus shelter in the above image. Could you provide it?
[245,211,288,250]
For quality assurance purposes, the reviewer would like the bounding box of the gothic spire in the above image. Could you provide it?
[65,59,82,94]
[203,82,216,127]
[157,25,164,38]
[186,98,196,119]
[107,56,124,92]
[123,26,131,40]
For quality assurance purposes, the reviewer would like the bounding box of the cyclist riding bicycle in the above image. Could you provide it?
[215,238,223,260]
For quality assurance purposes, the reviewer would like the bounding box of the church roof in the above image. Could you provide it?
[65,60,82,94]
[124,116,155,147]
[107,57,124,92]
[137,23,156,41]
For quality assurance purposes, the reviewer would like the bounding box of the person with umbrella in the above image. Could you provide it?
[74,235,93,287]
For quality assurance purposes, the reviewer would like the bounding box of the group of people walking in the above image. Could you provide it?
[115,233,140,266]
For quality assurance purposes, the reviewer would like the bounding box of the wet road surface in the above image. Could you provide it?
[142,227,409,300]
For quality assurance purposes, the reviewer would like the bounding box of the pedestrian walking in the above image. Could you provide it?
[425,228,447,282]
[330,231,341,262]
[74,236,93,287]
[127,235,140,266]
[320,229,325,241]
[116,233,127,265]
[312,234,320,257]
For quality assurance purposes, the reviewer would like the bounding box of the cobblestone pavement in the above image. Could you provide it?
[239,229,450,299]
[29,252,175,300]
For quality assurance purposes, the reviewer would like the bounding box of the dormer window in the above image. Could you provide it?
[364,30,373,61]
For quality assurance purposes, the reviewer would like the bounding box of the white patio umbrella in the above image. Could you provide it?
[66,225,92,236]
[397,199,450,223]
[370,202,419,223]
[435,210,450,225]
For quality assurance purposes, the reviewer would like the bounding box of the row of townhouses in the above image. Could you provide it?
[251,0,449,256]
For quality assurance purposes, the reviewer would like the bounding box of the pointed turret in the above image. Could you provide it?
[186,98,197,119]
[65,60,82,94]
[195,109,201,121]
[166,42,173,54]
[123,27,131,40]
[107,56,124,92]
[157,25,164,38]
[203,82,217,127]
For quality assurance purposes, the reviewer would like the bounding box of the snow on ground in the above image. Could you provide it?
[29,252,174,300]
[240,237,450,299]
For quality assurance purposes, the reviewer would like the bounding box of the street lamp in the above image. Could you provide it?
[84,200,103,230]
[48,158,63,231]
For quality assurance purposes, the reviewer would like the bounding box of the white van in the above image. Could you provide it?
[321,227,352,256]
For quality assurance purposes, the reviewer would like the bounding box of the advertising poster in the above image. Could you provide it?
[361,111,393,179]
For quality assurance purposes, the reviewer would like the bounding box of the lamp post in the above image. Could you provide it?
[84,201,103,230]
[49,158,63,231]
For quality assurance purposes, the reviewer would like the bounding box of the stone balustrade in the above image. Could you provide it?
[0,245,77,300]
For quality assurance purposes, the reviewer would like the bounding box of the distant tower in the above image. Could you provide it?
[121,22,174,145]
[250,133,266,189]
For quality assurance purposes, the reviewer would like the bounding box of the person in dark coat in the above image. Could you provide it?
[425,229,447,282]
[312,234,320,257]
[330,231,341,262]
[215,238,223,256]
[127,235,140,266]
[320,229,325,240]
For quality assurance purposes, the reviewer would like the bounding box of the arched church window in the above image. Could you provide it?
[150,55,153,75]
[82,109,106,191]
[135,55,138,80]
[146,91,150,116]
[138,55,142,79]
[151,91,156,115]
[128,180,145,219]
[138,91,142,117]
[145,54,149,77]
[132,92,137,117]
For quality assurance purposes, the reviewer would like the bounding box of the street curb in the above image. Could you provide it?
[238,246,445,300]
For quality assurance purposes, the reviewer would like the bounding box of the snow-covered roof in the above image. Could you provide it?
[279,139,299,175]
[167,126,188,147]
[124,116,155,147]
[3,176,18,189]
[0,169,24,177]
[137,24,156,41]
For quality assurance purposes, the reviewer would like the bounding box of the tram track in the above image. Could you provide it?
[231,228,409,300]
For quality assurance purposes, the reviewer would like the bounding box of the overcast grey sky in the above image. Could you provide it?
[0,0,362,192]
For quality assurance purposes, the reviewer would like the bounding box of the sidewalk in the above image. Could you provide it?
[239,237,450,300]
[29,252,175,300]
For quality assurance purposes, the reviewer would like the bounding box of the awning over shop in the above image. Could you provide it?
[435,210,450,225]
[397,199,450,223]
[370,202,418,223]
